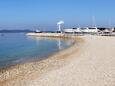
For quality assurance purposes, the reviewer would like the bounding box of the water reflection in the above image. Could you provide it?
[27,36,74,50]
[57,39,62,50]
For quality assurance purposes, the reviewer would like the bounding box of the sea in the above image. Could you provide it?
[0,33,74,68]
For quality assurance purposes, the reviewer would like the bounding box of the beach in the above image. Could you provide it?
[0,36,115,86]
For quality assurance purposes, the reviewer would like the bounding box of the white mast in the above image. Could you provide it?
[108,18,111,28]
[92,16,96,27]
[92,16,98,32]
[108,18,114,32]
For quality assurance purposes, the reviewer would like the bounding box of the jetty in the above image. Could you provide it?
[26,32,75,38]
[26,33,64,37]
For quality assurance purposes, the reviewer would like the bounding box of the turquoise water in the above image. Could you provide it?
[0,33,74,68]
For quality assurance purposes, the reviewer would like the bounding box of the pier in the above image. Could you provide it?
[26,32,73,38]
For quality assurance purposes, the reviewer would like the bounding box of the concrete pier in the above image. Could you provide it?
[26,33,70,38]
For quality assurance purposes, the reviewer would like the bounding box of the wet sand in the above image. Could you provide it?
[1,36,115,86]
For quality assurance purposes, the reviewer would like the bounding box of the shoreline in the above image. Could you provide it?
[0,36,83,85]
[1,36,115,86]
[28,35,115,86]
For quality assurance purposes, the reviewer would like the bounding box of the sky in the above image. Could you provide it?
[0,0,115,30]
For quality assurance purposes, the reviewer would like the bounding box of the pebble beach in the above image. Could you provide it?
[0,36,115,86]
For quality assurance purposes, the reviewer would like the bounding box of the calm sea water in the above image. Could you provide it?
[0,33,74,68]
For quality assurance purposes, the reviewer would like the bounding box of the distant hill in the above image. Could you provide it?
[0,29,34,33]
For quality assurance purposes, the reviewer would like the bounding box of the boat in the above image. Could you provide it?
[35,29,41,33]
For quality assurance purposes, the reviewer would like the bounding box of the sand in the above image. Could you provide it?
[0,36,115,86]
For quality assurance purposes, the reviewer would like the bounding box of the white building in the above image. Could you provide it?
[63,28,74,33]
[74,28,82,33]
[81,27,98,33]
[63,27,99,33]
[63,28,82,33]
[103,29,112,33]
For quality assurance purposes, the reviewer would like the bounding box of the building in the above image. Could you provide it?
[80,27,98,33]
[63,28,74,33]
[63,27,99,34]
[98,27,113,33]
[73,28,82,33]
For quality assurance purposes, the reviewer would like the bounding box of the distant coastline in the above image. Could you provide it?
[0,29,34,33]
